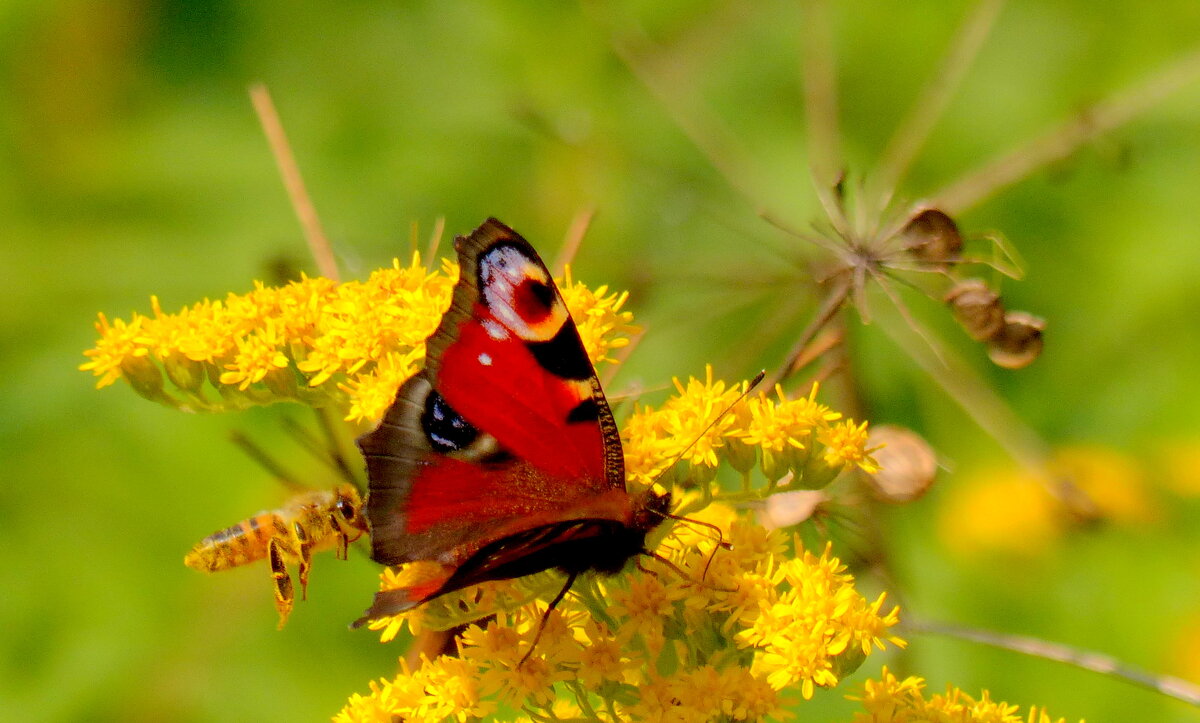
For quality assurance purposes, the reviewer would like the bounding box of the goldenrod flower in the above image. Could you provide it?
[849,667,1082,722]
[334,655,496,723]
[621,370,878,493]
[818,419,881,474]
[347,500,903,721]
[558,265,638,366]
[84,256,925,721]
[338,363,897,721]
[621,366,747,486]
[80,255,637,423]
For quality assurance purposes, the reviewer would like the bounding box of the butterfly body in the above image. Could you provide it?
[354,218,666,624]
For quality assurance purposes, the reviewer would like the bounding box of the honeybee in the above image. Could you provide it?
[184,483,368,628]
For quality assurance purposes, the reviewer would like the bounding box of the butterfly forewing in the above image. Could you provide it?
[359,219,630,574]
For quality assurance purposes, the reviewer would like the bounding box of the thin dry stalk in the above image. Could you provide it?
[590,2,772,210]
[913,619,1200,707]
[869,0,1005,221]
[767,278,850,388]
[249,83,340,281]
[553,207,596,277]
[932,46,1200,215]
[799,0,850,238]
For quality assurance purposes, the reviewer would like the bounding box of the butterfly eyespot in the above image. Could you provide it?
[422,389,478,453]
[478,244,530,287]
[515,279,555,320]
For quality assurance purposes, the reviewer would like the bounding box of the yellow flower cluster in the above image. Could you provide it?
[80,252,1083,723]
[340,506,904,722]
[80,256,637,423]
[339,371,890,720]
[850,667,1082,722]
[622,370,879,493]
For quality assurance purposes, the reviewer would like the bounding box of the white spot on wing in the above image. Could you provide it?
[478,353,492,366]
[483,319,508,340]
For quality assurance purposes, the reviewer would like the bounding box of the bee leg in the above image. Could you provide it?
[328,511,350,561]
[297,539,314,602]
[268,537,295,629]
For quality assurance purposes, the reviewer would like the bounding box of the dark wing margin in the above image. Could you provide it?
[451,218,624,490]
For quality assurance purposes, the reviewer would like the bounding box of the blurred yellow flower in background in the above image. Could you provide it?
[938,467,1065,560]
[1155,441,1200,498]
[1169,612,1200,684]
[1049,446,1159,525]
[938,445,1159,560]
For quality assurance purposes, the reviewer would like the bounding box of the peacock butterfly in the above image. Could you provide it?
[352,218,670,626]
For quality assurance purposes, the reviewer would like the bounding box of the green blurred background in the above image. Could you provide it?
[4,0,1200,720]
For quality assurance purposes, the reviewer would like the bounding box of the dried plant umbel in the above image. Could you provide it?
[597,0,1200,709]
[594,0,1200,488]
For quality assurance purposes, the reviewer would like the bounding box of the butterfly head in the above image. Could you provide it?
[630,486,673,535]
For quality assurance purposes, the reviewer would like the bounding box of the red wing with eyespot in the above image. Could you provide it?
[357,219,632,606]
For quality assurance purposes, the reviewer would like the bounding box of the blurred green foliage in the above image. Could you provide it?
[4,1,1200,720]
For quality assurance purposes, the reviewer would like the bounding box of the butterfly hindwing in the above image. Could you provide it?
[358,219,630,582]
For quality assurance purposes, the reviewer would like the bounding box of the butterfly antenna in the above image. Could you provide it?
[654,511,732,552]
[644,369,767,539]
[645,519,726,586]
[518,570,579,668]
[645,550,736,593]
[649,370,767,490]
[637,371,766,588]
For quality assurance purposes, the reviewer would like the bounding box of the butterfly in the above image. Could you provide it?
[352,218,670,626]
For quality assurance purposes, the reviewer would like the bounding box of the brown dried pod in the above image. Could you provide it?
[945,279,1005,341]
[987,311,1046,369]
[759,489,829,529]
[901,208,963,266]
[864,425,938,503]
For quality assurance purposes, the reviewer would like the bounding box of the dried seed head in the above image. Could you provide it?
[945,279,1006,341]
[759,489,828,528]
[865,425,938,503]
[901,208,963,267]
[987,311,1046,369]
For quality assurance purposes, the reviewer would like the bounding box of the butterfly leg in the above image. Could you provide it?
[635,557,661,578]
[519,570,578,667]
[267,535,295,629]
